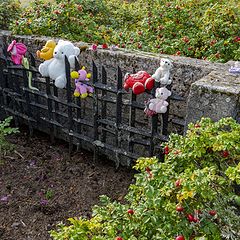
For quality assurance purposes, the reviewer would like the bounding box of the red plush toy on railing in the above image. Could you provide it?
[123,71,155,95]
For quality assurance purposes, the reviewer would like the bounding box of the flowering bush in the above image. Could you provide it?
[0,0,21,30]
[50,117,240,240]
[10,0,240,62]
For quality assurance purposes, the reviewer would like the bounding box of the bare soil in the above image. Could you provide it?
[0,129,135,240]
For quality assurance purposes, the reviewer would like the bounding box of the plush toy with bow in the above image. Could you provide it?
[144,87,171,116]
[71,67,94,98]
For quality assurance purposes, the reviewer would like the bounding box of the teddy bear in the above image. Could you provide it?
[152,58,173,85]
[123,71,155,95]
[71,67,94,98]
[38,40,80,89]
[144,87,171,116]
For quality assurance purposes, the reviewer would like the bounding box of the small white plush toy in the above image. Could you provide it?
[39,40,80,89]
[152,58,173,85]
[148,87,171,114]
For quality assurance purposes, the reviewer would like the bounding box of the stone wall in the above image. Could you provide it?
[1,30,239,132]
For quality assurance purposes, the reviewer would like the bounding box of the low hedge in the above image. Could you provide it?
[50,117,240,240]
[9,0,240,62]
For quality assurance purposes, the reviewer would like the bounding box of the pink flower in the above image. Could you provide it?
[90,44,98,51]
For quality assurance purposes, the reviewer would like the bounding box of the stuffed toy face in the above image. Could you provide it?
[155,87,171,99]
[160,58,173,70]
[53,40,80,60]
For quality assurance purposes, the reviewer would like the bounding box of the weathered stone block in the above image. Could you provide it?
[185,70,240,130]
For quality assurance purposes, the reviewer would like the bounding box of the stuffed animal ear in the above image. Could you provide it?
[74,47,80,56]
[58,40,64,45]
[155,88,160,94]
[167,89,172,97]
[7,40,16,52]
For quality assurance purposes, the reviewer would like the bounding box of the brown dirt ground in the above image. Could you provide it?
[0,129,135,240]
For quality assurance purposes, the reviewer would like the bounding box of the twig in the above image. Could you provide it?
[14,150,24,159]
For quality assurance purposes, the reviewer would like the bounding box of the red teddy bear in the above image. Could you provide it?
[123,71,155,95]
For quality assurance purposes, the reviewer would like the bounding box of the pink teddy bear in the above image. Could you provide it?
[145,87,171,116]
[71,67,94,98]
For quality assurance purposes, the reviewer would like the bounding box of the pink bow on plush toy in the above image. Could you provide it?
[7,40,27,65]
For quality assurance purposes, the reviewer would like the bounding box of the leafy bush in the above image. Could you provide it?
[0,0,21,30]
[9,0,240,62]
[50,117,240,240]
[0,116,19,155]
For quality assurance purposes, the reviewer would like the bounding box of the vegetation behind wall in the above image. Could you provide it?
[6,0,240,63]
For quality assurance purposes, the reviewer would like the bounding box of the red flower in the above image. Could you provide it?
[175,179,181,187]
[233,36,240,42]
[176,205,184,212]
[164,145,170,154]
[209,210,217,216]
[222,150,229,158]
[115,237,123,240]
[210,39,217,46]
[176,235,185,240]
[187,214,194,222]
[53,10,61,14]
[127,209,134,215]
[182,36,189,43]
[77,5,82,11]
[102,43,108,49]
[176,51,181,56]
[175,5,181,10]
[145,167,151,173]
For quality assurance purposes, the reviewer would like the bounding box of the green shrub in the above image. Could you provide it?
[50,117,240,240]
[0,0,21,30]
[10,0,240,62]
[0,116,19,155]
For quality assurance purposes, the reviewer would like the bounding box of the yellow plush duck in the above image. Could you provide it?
[36,40,56,60]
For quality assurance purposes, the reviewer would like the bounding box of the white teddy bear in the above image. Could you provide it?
[152,58,173,85]
[39,40,80,89]
[148,87,171,114]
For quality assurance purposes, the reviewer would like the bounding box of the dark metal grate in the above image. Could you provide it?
[0,45,185,167]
